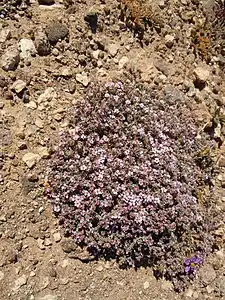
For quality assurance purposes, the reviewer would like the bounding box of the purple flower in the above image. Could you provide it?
[184,255,203,275]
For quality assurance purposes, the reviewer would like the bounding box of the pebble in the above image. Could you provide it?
[37,87,56,104]
[199,265,216,286]
[22,152,41,168]
[45,22,69,44]
[53,232,61,243]
[193,67,210,84]
[19,38,37,59]
[25,101,37,109]
[37,238,46,250]
[107,43,119,57]
[11,80,26,94]
[76,73,89,87]
[61,239,77,253]
[38,147,51,159]
[0,29,11,43]
[34,32,51,56]
[92,50,100,60]
[45,238,52,246]
[164,34,175,48]
[1,47,20,71]
[143,281,150,289]
[13,274,27,291]
[96,265,103,272]
[0,271,4,281]
[30,271,36,277]
[118,56,129,69]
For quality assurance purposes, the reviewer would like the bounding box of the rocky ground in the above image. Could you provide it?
[0,0,225,299]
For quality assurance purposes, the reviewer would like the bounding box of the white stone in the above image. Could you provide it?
[13,275,27,291]
[0,29,11,43]
[37,238,46,250]
[37,147,51,159]
[1,47,20,71]
[118,56,129,69]
[193,67,210,83]
[0,271,4,281]
[107,43,119,57]
[37,87,56,104]
[25,101,37,109]
[22,152,41,168]
[165,34,175,48]
[92,50,100,60]
[53,232,61,242]
[143,281,150,289]
[19,38,37,59]
[76,73,89,87]
[11,80,26,94]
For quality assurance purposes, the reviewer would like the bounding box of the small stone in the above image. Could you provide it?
[37,87,56,104]
[38,0,55,4]
[92,50,100,60]
[193,67,210,84]
[39,206,44,213]
[61,239,77,253]
[199,265,216,286]
[0,271,4,281]
[11,80,26,94]
[30,271,36,277]
[164,34,175,48]
[13,274,27,291]
[158,0,166,8]
[107,43,119,57]
[96,265,103,272]
[1,47,20,71]
[206,285,214,294]
[45,22,69,44]
[22,152,41,168]
[53,232,61,242]
[25,101,37,109]
[143,281,150,289]
[37,238,46,250]
[61,259,69,268]
[19,39,36,59]
[45,238,52,246]
[76,73,89,87]
[17,141,27,150]
[38,147,51,159]
[119,56,129,69]
[35,118,44,128]
[52,48,59,56]
[34,32,51,56]
[0,29,11,43]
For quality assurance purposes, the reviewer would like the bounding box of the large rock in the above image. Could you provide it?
[45,22,69,44]
[1,47,20,71]
[19,38,36,59]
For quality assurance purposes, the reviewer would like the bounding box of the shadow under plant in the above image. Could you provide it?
[46,81,219,291]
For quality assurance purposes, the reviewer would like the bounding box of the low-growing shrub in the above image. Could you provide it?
[47,81,215,290]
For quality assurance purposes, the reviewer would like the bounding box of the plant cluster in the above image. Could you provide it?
[118,0,162,38]
[47,81,215,290]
